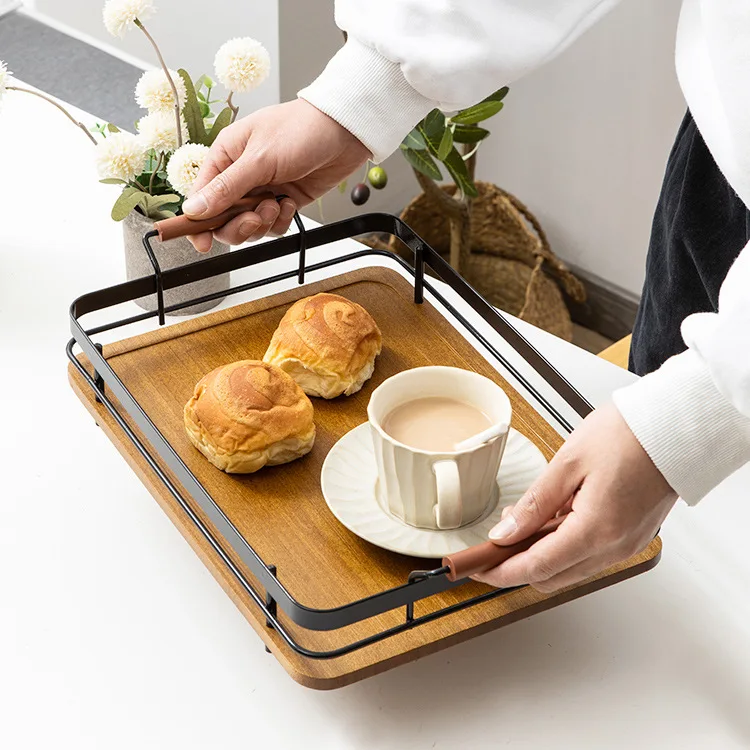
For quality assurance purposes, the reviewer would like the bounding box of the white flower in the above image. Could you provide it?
[0,60,12,104]
[135,68,186,113]
[137,110,187,153]
[103,0,154,38]
[166,143,209,196]
[95,132,146,182]
[214,37,271,93]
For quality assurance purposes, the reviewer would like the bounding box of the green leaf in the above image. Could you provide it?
[199,100,211,118]
[451,100,503,125]
[402,147,442,181]
[195,74,215,90]
[149,209,178,220]
[111,189,147,221]
[418,109,447,156]
[443,146,478,197]
[134,173,152,189]
[178,68,207,145]
[451,90,505,125]
[99,178,128,185]
[401,128,427,150]
[452,125,490,144]
[144,193,181,209]
[337,179,347,194]
[491,86,510,102]
[206,107,232,147]
[436,126,453,160]
[107,122,120,133]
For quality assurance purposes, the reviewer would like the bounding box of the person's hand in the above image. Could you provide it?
[473,402,677,592]
[183,98,370,252]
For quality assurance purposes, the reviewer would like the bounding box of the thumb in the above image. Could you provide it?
[489,450,582,545]
[182,155,263,219]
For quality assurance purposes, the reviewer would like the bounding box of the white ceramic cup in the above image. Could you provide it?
[367,366,512,530]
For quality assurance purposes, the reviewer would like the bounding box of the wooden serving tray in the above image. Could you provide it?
[68,266,661,689]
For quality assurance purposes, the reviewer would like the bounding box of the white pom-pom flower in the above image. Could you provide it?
[103,0,154,38]
[0,60,11,104]
[214,37,271,93]
[137,111,187,153]
[95,132,146,182]
[135,68,186,113]
[166,143,209,196]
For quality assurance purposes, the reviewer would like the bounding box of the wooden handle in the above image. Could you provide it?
[154,192,277,241]
[442,515,565,582]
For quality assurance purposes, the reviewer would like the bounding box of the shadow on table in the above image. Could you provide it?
[302,572,750,748]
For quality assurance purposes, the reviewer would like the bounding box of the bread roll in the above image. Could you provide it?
[263,293,382,399]
[184,360,315,473]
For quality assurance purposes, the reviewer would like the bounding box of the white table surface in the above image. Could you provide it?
[3,90,750,750]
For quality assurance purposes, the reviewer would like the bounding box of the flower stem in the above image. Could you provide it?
[149,151,165,194]
[226,91,239,123]
[134,18,183,148]
[128,180,147,192]
[8,86,97,145]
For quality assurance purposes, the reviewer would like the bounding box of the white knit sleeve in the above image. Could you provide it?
[299,0,621,160]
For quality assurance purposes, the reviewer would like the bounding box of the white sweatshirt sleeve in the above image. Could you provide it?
[613,245,750,504]
[299,0,621,161]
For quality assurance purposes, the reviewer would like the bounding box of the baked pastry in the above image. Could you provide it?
[263,293,382,399]
[184,360,315,473]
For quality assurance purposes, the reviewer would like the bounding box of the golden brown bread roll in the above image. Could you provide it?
[263,293,382,399]
[184,360,315,473]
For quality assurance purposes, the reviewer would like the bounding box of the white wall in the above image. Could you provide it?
[31,0,280,112]
[477,0,685,296]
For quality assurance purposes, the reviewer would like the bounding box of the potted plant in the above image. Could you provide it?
[347,89,586,341]
[0,0,271,315]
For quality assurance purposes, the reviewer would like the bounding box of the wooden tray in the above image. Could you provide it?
[68,266,661,689]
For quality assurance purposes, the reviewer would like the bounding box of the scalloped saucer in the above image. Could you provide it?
[321,423,548,558]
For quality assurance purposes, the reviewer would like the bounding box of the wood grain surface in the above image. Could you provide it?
[68,266,661,689]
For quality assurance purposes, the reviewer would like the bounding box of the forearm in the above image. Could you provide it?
[300,0,622,160]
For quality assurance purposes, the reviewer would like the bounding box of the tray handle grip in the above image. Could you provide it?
[154,192,278,242]
[442,516,565,582]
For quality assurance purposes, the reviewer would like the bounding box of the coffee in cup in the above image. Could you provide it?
[381,397,492,452]
[368,366,512,530]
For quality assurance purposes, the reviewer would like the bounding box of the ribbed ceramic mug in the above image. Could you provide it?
[367,366,512,530]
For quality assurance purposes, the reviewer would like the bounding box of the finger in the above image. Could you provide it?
[530,556,612,594]
[269,198,297,236]
[474,511,591,588]
[188,231,214,254]
[213,211,263,246]
[214,197,280,245]
[488,448,583,545]
[189,138,235,198]
[182,154,263,220]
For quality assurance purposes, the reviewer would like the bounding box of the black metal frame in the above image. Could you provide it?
[67,211,593,659]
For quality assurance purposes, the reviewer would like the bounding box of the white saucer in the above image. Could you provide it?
[320,423,548,558]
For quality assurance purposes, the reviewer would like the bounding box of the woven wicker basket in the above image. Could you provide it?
[389,182,585,341]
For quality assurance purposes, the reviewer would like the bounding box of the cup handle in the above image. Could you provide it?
[433,460,462,529]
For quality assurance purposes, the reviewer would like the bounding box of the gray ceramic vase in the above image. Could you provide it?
[123,209,230,316]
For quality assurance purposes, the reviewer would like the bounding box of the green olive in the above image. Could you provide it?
[367,166,388,189]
